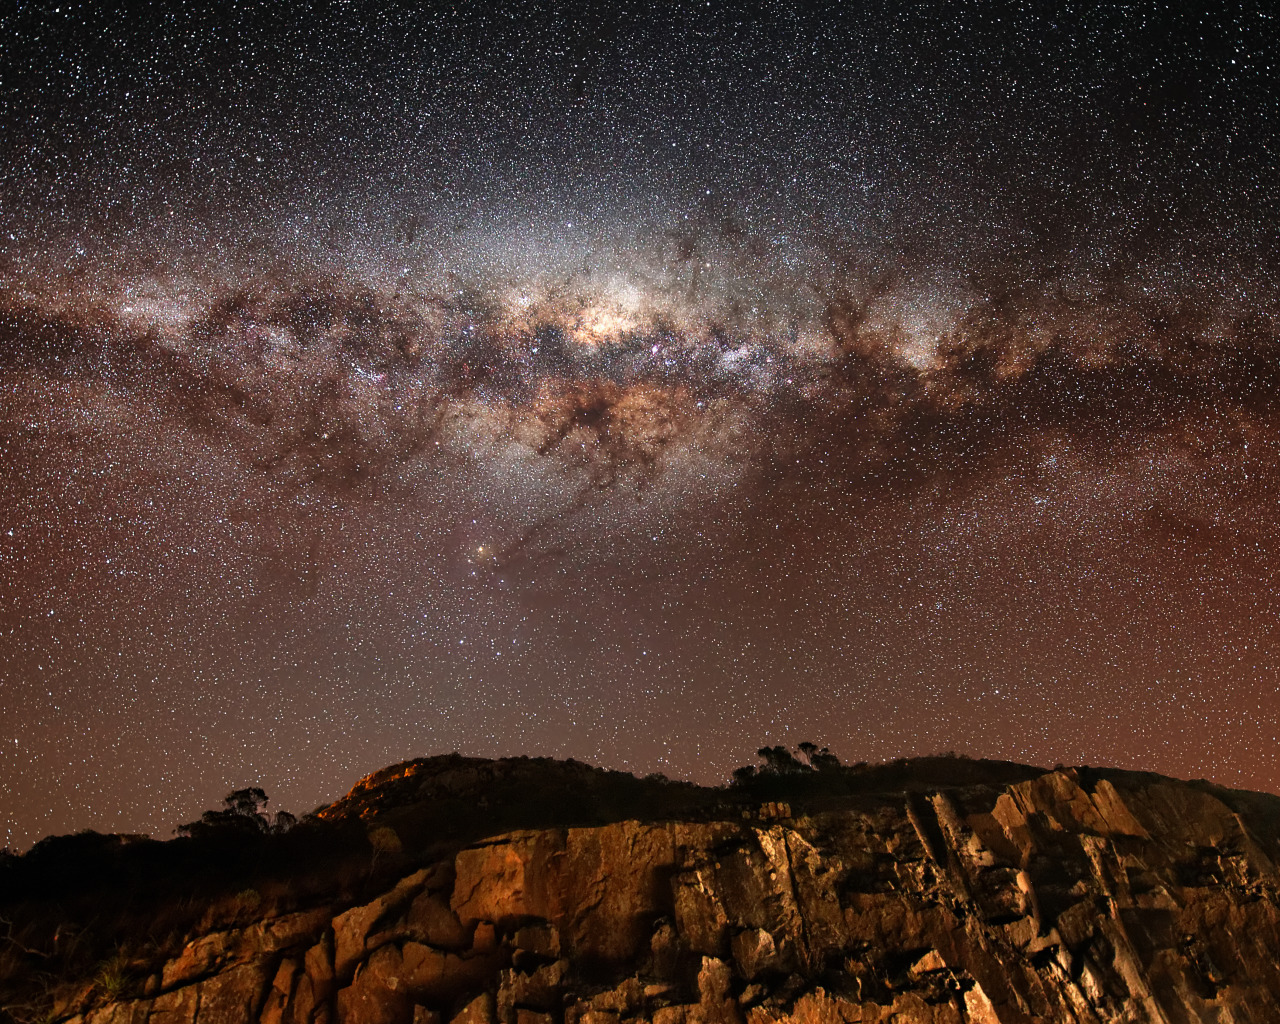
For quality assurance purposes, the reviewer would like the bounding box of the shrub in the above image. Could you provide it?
[94,953,131,999]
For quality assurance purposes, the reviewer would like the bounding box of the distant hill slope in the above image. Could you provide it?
[5,754,1280,1023]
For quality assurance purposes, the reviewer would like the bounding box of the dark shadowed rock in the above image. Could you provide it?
[11,758,1280,1023]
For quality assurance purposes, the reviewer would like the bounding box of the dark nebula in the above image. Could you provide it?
[1,2,1278,847]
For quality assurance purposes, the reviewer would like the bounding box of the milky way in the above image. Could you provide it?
[1,2,1278,847]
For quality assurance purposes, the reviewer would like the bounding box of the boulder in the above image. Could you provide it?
[196,963,269,1024]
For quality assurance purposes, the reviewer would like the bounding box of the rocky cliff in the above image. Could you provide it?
[7,758,1280,1024]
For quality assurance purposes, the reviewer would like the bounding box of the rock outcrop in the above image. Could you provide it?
[18,763,1280,1023]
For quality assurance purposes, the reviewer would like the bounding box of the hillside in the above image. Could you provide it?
[5,753,1280,1023]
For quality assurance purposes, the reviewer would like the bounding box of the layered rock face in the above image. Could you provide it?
[44,768,1280,1024]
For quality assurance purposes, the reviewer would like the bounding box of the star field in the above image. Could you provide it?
[1,2,1279,848]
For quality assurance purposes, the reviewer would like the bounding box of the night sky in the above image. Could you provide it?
[2,2,1279,848]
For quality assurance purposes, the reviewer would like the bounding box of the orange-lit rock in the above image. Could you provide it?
[25,761,1280,1023]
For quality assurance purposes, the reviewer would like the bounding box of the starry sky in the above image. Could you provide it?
[1,1,1278,848]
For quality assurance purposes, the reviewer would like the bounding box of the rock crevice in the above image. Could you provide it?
[38,768,1280,1024]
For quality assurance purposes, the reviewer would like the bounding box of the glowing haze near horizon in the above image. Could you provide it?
[2,2,1279,847]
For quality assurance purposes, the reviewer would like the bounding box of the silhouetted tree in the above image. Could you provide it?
[225,788,269,820]
[798,742,842,772]
[757,745,807,773]
[734,743,843,782]
[177,788,295,838]
[811,748,842,772]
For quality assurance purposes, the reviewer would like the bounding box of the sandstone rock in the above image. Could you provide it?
[196,963,268,1024]
[260,958,301,1024]
[471,923,497,953]
[746,988,862,1024]
[283,972,318,1024]
[162,931,236,988]
[449,992,495,1024]
[452,822,707,966]
[407,891,472,950]
[39,763,1280,1024]
[304,933,335,993]
[274,934,333,1024]
[398,942,447,994]
[509,923,558,958]
[50,981,97,1021]
[335,945,413,1024]
[565,1009,616,1024]
[148,984,198,1024]
[731,928,777,979]
[84,999,151,1024]
[672,858,733,958]
[333,868,433,980]
[688,956,740,1024]
[495,959,566,1022]
[158,909,331,992]
[265,911,335,952]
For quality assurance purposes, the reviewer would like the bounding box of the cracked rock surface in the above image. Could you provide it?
[24,764,1280,1024]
